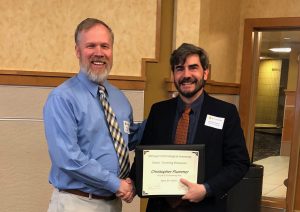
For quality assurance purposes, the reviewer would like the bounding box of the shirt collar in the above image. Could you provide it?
[177,92,205,114]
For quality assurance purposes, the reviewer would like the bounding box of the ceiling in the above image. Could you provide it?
[259,30,300,59]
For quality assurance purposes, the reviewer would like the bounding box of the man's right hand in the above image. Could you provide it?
[180,178,207,203]
[116,178,135,203]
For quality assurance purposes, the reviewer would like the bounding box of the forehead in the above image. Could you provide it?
[78,24,112,44]
[176,54,200,66]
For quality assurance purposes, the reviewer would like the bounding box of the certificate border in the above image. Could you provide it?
[135,144,205,197]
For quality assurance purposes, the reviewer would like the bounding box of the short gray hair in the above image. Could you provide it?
[74,18,114,44]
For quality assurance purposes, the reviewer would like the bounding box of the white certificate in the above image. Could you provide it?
[142,150,199,196]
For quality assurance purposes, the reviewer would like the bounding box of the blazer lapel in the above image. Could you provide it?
[164,98,178,144]
[194,93,214,144]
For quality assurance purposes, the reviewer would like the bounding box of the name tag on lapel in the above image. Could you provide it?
[123,121,130,134]
[205,114,225,130]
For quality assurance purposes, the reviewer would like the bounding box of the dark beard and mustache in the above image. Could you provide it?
[175,76,206,98]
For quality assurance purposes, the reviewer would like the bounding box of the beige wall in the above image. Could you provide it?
[171,0,243,83]
[241,0,300,18]
[173,0,201,49]
[198,0,242,83]
[0,0,157,77]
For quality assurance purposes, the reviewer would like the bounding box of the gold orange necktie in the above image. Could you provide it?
[166,107,192,208]
[175,107,191,144]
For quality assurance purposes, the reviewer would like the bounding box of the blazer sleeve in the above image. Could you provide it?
[129,103,160,182]
[129,100,176,182]
[205,104,250,199]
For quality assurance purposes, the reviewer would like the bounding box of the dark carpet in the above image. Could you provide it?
[252,128,281,162]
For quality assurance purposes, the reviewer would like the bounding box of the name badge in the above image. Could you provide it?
[205,114,225,130]
[123,121,130,134]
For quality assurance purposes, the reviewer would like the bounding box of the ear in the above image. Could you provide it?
[75,45,80,59]
[203,69,210,81]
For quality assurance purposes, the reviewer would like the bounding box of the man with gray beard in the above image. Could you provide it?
[44,18,141,212]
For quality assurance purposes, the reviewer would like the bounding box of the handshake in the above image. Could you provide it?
[116,178,136,203]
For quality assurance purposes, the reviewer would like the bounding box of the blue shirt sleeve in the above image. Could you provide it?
[43,94,120,193]
[128,119,147,150]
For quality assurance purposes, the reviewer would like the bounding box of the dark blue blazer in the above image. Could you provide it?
[131,92,250,212]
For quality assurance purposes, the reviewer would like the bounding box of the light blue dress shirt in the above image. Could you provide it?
[43,71,141,196]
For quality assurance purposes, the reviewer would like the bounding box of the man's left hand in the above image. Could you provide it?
[180,178,206,203]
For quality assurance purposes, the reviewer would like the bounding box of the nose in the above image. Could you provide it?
[94,45,104,56]
[182,68,192,77]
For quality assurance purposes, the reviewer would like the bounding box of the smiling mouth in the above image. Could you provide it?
[180,80,196,87]
[181,82,194,85]
[91,61,106,65]
[179,77,197,85]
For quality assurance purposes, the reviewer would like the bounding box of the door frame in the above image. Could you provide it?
[239,17,300,211]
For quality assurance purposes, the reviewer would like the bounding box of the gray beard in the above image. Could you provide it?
[82,67,110,84]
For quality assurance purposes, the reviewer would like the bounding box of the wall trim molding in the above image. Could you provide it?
[0,69,146,90]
